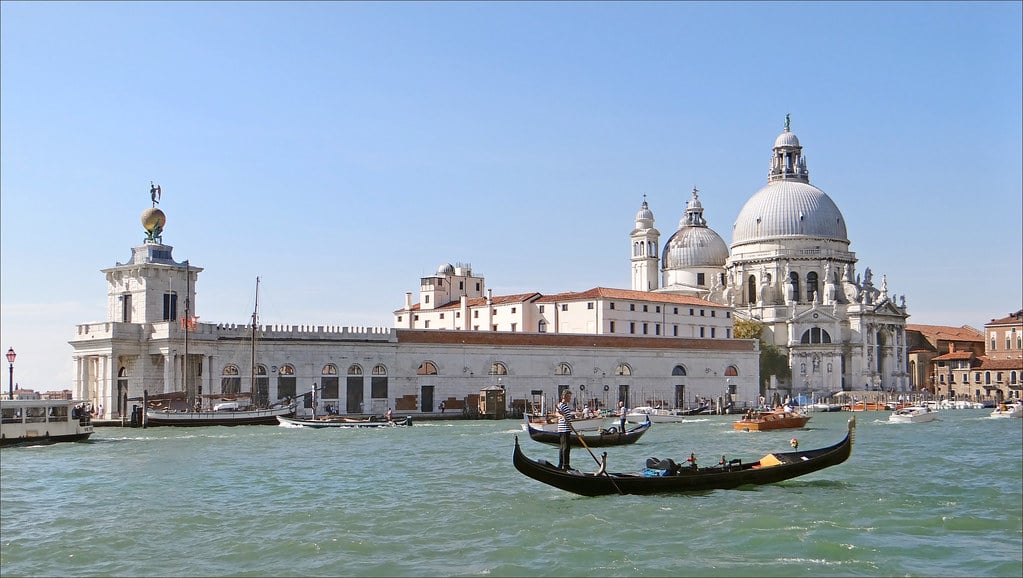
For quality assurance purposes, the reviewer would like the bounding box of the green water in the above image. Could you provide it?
[1,410,1020,577]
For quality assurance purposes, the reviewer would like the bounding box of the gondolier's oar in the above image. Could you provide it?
[568,421,624,495]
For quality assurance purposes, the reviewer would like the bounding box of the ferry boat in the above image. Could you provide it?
[1,399,94,447]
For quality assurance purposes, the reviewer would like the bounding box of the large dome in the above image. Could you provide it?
[731,180,847,246]
[662,227,729,268]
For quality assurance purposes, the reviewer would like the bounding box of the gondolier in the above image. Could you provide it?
[556,390,573,470]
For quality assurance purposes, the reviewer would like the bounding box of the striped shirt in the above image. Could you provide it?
[556,401,573,433]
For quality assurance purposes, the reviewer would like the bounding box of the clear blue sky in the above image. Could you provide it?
[2,1,1021,390]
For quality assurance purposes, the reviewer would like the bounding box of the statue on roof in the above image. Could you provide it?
[784,113,791,131]
[150,181,162,207]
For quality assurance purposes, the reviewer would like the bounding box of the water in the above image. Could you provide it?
[1,411,1020,577]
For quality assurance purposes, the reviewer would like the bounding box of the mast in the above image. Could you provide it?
[251,277,260,407]
[184,261,192,410]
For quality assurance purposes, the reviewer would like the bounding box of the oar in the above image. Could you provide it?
[568,421,624,495]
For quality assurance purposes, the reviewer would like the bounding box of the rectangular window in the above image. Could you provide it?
[642,305,648,312]
[511,307,517,314]
[630,304,636,311]
[1007,336,1011,349]
[689,308,694,315]
[673,325,678,337]
[424,320,430,328]
[610,321,616,333]
[371,376,388,399]
[456,312,460,318]
[587,302,594,310]
[511,323,517,332]
[629,322,635,334]
[425,295,430,304]
[492,325,498,331]
[700,309,705,316]
[673,307,678,315]
[397,316,403,322]
[473,311,479,318]
[539,305,545,313]
[561,304,568,311]
[700,327,705,337]
[697,272,705,286]
[711,310,716,317]
[726,311,731,319]
[121,294,131,323]
[642,323,648,335]
[655,324,661,336]
[439,313,445,319]
[655,306,661,313]
[991,336,997,350]
[610,302,616,310]
[711,327,716,338]
[163,293,177,321]
[459,281,464,290]
[726,328,731,338]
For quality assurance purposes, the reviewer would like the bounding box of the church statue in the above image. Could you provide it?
[150,181,162,207]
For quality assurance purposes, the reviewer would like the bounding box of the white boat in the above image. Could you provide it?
[625,406,689,423]
[277,415,412,428]
[888,406,937,423]
[990,401,1023,419]
[1,399,95,447]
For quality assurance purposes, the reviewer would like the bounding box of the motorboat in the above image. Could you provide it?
[1,399,94,447]
[733,409,811,431]
[888,406,937,423]
[277,415,412,428]
[990,401,1023,419]
[625,406,691,423]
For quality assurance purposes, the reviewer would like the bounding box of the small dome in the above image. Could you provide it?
[731,181,847,247]
[635,200,653,224]
[774,130,800,148]
[437,263,455,275]
[662,227,729,269]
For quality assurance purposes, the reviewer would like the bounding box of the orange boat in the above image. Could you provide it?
[733,410,811,431]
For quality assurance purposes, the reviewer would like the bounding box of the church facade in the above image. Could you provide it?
[630,120,910,394]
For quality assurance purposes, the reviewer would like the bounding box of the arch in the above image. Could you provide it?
[347,364,363,376]
[320,364,337,375]
[372,364,387,376]
[800,328,832,344]
[489,362,508,375]
[747,275,757,304]
[789,272,800,303]
[221,364,242,397]
[279,364,295,376]
[538,319,547,333]
[724,365,738,377]
[671,365,687,376]
[614,363,632,376]
[417,361,438,376]
[806,272,818,302]
[278,364,297,400]
[555,362,572,376]
[222,365,240,375]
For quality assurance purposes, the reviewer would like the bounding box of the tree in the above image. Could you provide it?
[734,318,791,393]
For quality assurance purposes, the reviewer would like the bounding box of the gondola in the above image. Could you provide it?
[525,416,651,447]
[513,417,855,496]
[277,415,412,428]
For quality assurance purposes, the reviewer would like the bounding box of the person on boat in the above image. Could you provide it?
[556,390,574,470]
[385,407,393,422]
[618,400,627,432]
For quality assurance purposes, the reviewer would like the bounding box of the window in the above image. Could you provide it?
[397,316,403,322]
[711,327,716,338]
[539,305,545,313]
[424,320,430,328]
[700,327,705,337]
[511,323,517,332]
[121,294,131,323]
[673,307,678,315]
[614,364,631,376]
[673,325,678,337]
[689,308,694,315]
[459,281,464,290]
[1007,335,1012,350]
[655,324,661,336]
[806,272,819,301]
[414,315,419,321]
[726,328,731,338]
[711,310,716,317]
[991,335,997,350]
[610,302,615,310]
[643,305,648,312]
[511,307,516,314]
[555,363,572,376]
[489,362,508,375]
[724,366,738,376]
[700,309,705,316]
[609,321,615,333]
[697,273,705,286]
[439,313,444,319]
[425,295,430,304]
[163,292,178,321]
[672,365,687,376]
[630,304,636,311]
[587,302,594,310]
[538,320,547,333]
[474,311,479,318]
[561,304,568,312]
[417,361,438,375]
[642,323,648,335]
[800,328,833,344]
[629,322,636,334]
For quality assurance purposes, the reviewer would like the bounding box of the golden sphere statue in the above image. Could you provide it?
[141,207,166,233]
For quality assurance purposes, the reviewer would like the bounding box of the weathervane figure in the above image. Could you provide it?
[785,113,791,131]
[150,181,162,207]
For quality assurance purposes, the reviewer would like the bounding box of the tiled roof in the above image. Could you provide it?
[986,309,1023,327]
[976,357,1023,370]
[400,292,541,313]
[536,287,723,307]
[395,329,756,352]
[931,351,976,361]
[905,324,983,342]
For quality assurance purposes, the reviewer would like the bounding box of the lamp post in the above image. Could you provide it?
[6,347,16,400]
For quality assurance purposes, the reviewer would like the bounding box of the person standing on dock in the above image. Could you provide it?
[556,390,574,470]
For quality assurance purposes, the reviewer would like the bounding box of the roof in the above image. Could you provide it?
[535,287,725,307]
[905,324,984,343]
[986,310,1023,327]
[931,351,976,361]
[976,357,1023,370]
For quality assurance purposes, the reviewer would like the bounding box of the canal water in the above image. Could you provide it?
[1,410,1020,577]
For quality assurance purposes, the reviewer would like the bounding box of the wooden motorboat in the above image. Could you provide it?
[1,399,94,447]
[525,416,650,447]
[888,406,937,423]
[513,417,855,497]
[733,410,811,431]
[277,415,412,428]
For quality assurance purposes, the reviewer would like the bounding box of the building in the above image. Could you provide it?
[632,119,911,395]
[70,200,760,419]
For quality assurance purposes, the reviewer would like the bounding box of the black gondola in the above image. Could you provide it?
[525,416,651,447]
[513,417,855,496]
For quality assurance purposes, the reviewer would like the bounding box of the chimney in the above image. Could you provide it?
[948,342,956,353]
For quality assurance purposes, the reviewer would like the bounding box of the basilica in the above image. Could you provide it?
[630,119,910,393]
[69,119,908,421]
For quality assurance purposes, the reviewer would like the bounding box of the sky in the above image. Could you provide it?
[2,1,1021,390]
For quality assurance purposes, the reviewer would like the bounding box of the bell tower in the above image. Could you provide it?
[630,196,660,292]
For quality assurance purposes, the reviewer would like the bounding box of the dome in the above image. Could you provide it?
[731,180,848,247]
[662,227,729,269]
[774,130,800,148]
[437,263,455,275]
[635,200,654,224]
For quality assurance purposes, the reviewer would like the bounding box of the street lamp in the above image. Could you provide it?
[6,347,16,399]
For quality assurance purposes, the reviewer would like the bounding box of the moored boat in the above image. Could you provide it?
[146,402,296,427]
[513,417,855,496]
[525,416,650,447]
[733,409,811,431]
[625,406,702,423]
[1,399,94,447]
[277,415,412,428]
[888,406,937,423]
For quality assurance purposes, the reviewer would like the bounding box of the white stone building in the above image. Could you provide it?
[633,119,910,394]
